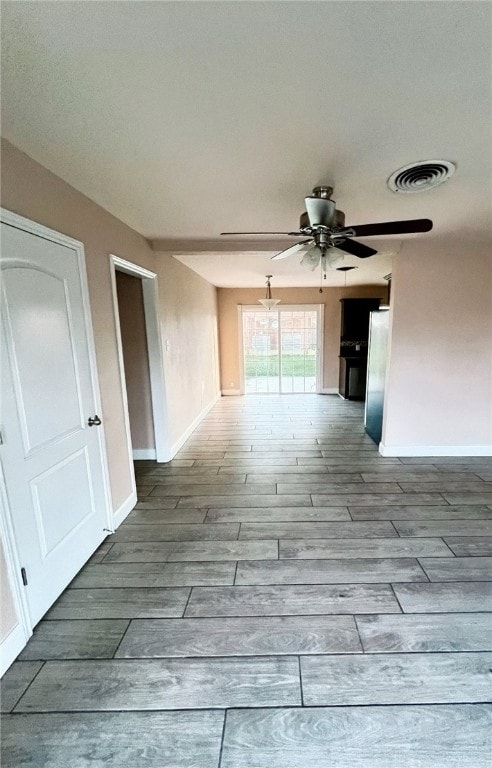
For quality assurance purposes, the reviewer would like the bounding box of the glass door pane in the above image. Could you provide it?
[242,309,280,393]
[279,309,318,393]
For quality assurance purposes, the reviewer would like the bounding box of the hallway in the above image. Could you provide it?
[2,394,491,766]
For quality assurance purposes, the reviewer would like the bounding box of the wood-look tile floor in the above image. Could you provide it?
[2,395,492,767]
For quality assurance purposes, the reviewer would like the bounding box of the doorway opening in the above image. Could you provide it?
[241,305,323,394]
[115,271,155,460]
[109,256,170,469]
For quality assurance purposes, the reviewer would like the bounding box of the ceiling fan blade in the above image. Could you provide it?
[336,238,378,259]
[220,231,307,237]
[342,218,433,238]
[300,247,321,271]
[271,239,312,260]
[304,197,336,228]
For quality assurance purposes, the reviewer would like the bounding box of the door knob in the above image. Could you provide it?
[88,415,102,427]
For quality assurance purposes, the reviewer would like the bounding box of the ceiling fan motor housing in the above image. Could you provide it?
[299,208,345,230]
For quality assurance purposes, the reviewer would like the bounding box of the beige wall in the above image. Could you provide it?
[382,238,492,451]
[154,252,220,451]
[115,271,155,451]
[0,540,18,644]
[217,285,385,392]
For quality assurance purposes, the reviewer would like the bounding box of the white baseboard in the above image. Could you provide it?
[132,449,156,460]
[169,392,221,457]
[223,388,339,396]
[0,622,30,677]
[379,443,492,457]
[112,490,137,529]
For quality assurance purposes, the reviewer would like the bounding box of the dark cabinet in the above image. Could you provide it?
[340,298,381,347]
[338,298,382,400]
[339,357,368,400]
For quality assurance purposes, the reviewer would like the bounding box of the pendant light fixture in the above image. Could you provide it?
[258,275,280,310]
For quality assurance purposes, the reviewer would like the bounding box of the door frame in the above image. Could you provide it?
[109,255,170,467]
[239,304,324,394]
[0,207,113,673]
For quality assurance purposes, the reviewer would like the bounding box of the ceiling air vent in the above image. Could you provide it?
[387,161,455,193]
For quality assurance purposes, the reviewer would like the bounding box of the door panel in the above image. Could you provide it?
[242,309,280,394]
[2,266,83,453]
[242,307,319,394]
[0,221,109,627]
[279,310,317,394]
[31,448,95,556]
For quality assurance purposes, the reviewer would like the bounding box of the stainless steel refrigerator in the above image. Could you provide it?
[364,308,390,444]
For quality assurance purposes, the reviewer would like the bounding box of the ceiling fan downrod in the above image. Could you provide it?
[311,185,334,199]
[315,230,331,253]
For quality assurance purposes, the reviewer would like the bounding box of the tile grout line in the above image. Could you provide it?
[389,583,405,614]
[414,558,431,582]
[440,537,459,557]
[111,619,132,658]
[389,520,401,537]
[353,615,367,653]
[217,709,228,768]
[297,655,305,707]
[9,661,46,713]
[7,702,492,716]
[181,587,194,618]
[99,542,115,564]
[40,603,492,621]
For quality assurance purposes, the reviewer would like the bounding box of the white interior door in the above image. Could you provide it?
[0,219,110,627]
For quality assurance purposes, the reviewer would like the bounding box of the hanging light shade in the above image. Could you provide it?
[300,245,345,272]
[300,248,320,271]
[258,275,280,310]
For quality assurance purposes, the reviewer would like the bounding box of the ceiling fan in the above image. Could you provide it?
[221,185,433,271]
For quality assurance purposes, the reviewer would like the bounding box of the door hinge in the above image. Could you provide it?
[0,429,3,445]
[21,567,28,586]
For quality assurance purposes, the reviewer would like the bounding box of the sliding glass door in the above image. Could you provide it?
[242,306,321,394]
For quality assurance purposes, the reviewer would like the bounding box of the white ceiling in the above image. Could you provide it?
[2,2,491,287]
[160,243,397,288]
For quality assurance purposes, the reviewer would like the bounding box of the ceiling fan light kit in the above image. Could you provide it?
[221,184,433,276]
